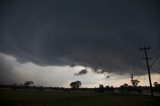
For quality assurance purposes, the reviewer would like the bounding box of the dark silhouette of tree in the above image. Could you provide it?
[105,86,114,93]
[131,79,140,87]
[70,81,82,89]
[122,83,129,87]
[111,86,114,93]
[105,86,110,90]
[120,83,132,93]
[154,82,159,87]
[98,84,104,93]
[24,81,34,87]
[154,82,160,92]
[130,78,141,94]
[11,83,18,89]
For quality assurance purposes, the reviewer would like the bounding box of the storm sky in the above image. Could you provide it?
[0,0,160,87]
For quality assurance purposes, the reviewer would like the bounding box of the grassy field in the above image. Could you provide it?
[0,89,159,106]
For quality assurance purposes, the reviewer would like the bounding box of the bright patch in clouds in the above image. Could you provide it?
[0,53,160,88]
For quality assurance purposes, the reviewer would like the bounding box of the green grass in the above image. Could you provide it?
[0,89,159,106]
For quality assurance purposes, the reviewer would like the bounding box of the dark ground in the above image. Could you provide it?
[0,89,159,106]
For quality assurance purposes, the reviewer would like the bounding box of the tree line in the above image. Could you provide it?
[0,80,160,94]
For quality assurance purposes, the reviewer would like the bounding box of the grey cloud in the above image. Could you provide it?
[0,0,160,75]
[0,53,22,84]
[106,75,110,79]
[0,53,79,86]
[74,69,88,76]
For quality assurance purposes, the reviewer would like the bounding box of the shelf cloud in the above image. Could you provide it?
[0,0,160,78]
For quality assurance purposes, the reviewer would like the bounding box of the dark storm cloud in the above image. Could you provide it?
[0,53,20,84]
[74,69,88,76]
[0,0,160,75]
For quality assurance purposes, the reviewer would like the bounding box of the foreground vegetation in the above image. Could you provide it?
[0,89,159,106]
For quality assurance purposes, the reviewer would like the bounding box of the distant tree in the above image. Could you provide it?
[123,83,129,87]
[99,84,104,88]
[154,82,159,87]
[131,79,140,87]
[24,81,34,87]
[11,83,18,89]
[120,83,132,93]
[105,86,114,93]
[98,84,104,93]
[110,86,114,93]
[37,86,45,91]
[154,82,160,92]
[70,81,82,89]
[105,86,110,90]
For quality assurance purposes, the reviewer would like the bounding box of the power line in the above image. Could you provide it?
[150,54,160,69]
[140,46,153,96]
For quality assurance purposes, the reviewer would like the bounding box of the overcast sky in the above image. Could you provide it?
[0,0,160,87]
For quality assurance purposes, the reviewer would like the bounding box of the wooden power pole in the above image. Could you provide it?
[140,46,153,96]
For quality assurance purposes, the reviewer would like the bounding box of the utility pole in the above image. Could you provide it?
[140,46,153,96]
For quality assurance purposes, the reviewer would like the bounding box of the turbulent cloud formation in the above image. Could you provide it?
[0,52,160,87]
[74,69,88,76]
[0,0,160,76]
[0,52,85,86]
